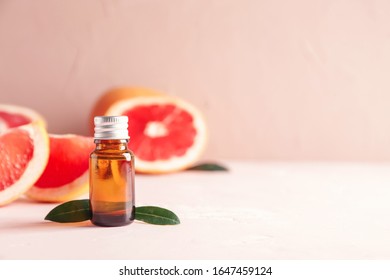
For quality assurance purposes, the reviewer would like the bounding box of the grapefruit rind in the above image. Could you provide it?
[107,96,207,173]
[0,124,49,206]
[26,172,89,203]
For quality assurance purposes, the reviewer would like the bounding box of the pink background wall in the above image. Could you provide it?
[1,0,390,160]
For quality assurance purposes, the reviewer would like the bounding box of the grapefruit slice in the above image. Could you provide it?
[0,105,49,206]
[0,104,46,132]
[27,134,95,202]
[91,87,207,173]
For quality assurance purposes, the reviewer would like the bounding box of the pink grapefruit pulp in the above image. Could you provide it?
[0,105,49,206]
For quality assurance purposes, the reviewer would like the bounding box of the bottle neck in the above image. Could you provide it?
[94,139,128,150]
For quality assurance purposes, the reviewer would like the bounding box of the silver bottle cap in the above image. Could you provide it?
[94,116,129,140]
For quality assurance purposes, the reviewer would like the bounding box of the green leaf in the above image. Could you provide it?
[45,199,91,223]
[135,206,180,225]
[187,162,228,171]
[45,200,180,226]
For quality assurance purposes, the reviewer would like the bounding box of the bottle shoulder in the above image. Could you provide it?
[90,149,134,160]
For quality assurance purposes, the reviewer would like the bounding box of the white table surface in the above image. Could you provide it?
[1,161,389,260]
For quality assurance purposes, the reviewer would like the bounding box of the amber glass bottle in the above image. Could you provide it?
[90,116,135,227]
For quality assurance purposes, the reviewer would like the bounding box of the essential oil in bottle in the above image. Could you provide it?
[89,116,135,227]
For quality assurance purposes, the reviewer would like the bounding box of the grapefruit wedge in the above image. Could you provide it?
[91,87,207,173]
[0,105,49,206]
[27,134,95,202]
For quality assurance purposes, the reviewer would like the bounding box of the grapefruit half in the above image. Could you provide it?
[27,134,95,202]
[0,105,49,206]
[91,87,207,173]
